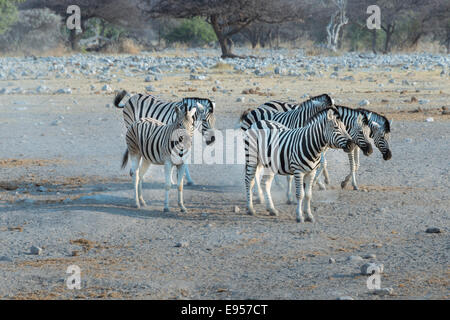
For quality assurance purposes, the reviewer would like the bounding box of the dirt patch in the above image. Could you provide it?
[0,159,68,168]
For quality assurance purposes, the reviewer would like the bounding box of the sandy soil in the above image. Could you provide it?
[0,52,449,300]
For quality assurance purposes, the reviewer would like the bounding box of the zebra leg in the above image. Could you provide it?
[294,171,305,223]
[350,148,360,190]
[303,170,316,223]
[163,161,173,212]
[313,154,327,191]
[286,175,294,204]
[245,164,257,215]
[130,154,142,209]
[254,166,265,205]
[261,173,278,216]
[322,157,330,185]
[137,160,150,207]
[184,165,194,186]
[176,164,187,212]
[341,150,355,189]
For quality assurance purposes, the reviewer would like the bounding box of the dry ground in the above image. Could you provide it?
[0,53,449,299]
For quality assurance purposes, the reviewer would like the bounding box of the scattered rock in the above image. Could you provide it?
[30,245,42,255]
[0,256,13,262]
[336,296,354,300]
[359,99,370,107]
[373,287,394,296]
[419,99,430,105]
[425,117,434,122]
[55,88,72,94]
[425,227,441,234]
[236,97,245,103]
[190,74,206,80]
[363,254,377,259]
[329,258,336,264]
[102,84,112,92]
[347,255,363,263]
[175,241,189,248]
[37,186,47,192]
[361,263,384,275]
[233,206,240,213]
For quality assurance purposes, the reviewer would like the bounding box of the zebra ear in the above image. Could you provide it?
[188,107,197,118]
[195,102,205,113]
[174,106,182,118]
[356,114,363,125]
[367,112,373,121]
[326,108,335,120]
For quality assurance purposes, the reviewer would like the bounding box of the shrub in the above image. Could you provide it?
[164,17,217,46]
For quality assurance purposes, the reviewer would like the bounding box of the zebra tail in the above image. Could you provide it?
[114,90,129,108]
[121,149,129,169]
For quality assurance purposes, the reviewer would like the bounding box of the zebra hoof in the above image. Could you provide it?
[269,209,279,217]
[247,208,255,216]
[134,204,141,209]
[318,183,326,191]
[296,217,304,223]
[324,179,330,185]
[186,181,194,186]
[286,199,293,205]
[163,207,170,213]
[341,181,348,189]
[180,207,187,213]
[305,215,315,223]
[352,185,359,191]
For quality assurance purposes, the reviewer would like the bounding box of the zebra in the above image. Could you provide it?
[240,100,373,203]
[244,108,354,222]
[252,97,391,190]
[339,109,392,190]
[121,106,197,212]
[114,90,216,185]
[239,94,334,131]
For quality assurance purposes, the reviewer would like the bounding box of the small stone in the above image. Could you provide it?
[236,97,245,103]
[37,186,47,192]
[0,256,13,262]
[105,104,112,108]
[359,99,370,107]
[347,255,363,263]
[233,206,240,213]
[102,84,112,92]
[373,287,394,296]
[175,241,189,248]
[419,99,430,105]
[425,117,434,122]
[56,88,72,94]
[361,263,384,275]
[145,85,155,92]
[425,227,441,234]
[145,75,153,82]
[337,296,354,300]
[329,258,336,264]
[363,254,376,259]
[30,245,42,255]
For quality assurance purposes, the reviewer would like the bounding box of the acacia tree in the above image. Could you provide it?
[325,0,348,52]
[149,0,304,58]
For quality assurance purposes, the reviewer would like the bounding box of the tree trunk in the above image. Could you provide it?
[69,29,82,51]
[372,29,377,54]
[382,23,395,53]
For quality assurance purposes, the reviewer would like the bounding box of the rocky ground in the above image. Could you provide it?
[0,48,449,299]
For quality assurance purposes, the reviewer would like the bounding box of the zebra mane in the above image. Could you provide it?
[182,97,214,113]
[305,94,333,107]
[240,108,254,121]
[335,105,369,126]
[356,108,390,133]
[304,107,340,126]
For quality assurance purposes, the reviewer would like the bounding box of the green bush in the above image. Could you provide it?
[164,17,217,46]
[0,0,22,34]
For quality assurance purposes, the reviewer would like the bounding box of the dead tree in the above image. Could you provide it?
[326,0,348,52]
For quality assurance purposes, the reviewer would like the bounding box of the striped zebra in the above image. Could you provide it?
[121,106,197,212]
[114,90,216,185]
[252,97,392,190]
[240,94,333,131]
[240,99,373,203]
[244,108,354,222]
[339,110,392,190]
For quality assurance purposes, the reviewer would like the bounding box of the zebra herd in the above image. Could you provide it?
[114,90,392,223]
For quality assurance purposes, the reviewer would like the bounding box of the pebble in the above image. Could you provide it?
[425,227,441,234]
[347,255,363,263]
[0,256,13,262]
[56,88,72,94]
[30,245,43,255]
[359,99,370,106]
[329,258,336,264]
[175,241,189,248]
[236,97,245,102]
[37,186,47,192]
[336,296,354,300]
[360,263,384,275]
[425,117,434,122]
[373,287,394,296]
[233,206,240,213]
[102,84,112,92]
[363,254,377,259]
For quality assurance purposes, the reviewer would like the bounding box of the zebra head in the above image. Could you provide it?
[324,108,355,153]
[182,98,216,145]
[173,106,197,148]
[366,112,392,161]
[346,113,373,156]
